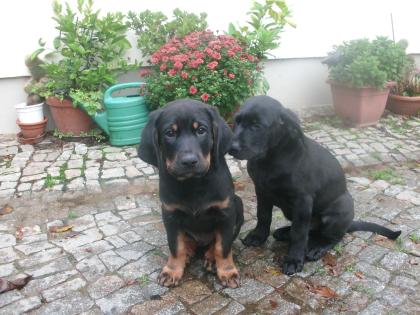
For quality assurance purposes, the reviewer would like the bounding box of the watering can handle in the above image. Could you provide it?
[104,82,146,100]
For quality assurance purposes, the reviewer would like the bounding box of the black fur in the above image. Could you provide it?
[229,95,401,275]
[138,99,243,284]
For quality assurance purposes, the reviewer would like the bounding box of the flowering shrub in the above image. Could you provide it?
[143,30,264,118]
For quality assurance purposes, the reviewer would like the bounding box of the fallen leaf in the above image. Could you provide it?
[269,299,279,308]
[49,225,73,233]
[409,258,419,265]
[234,181,245,191]
[322,252,337,267]
[0,275,32,293]
[15,226,24,240]
[0,204,13,216]
[309,285,338,299]
[354,271,364,279]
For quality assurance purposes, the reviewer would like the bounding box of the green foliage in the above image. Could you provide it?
[368,168,403,184]
[68,211,77,219]
[144,30,265,119]
[395,67,420,97]
[69,89,103,116]
[127,8,208,60]
[35,0,134,113]
[227,0,295,60]
[53,128,106,142]
[44,174,56,188]
[326,37,412,89]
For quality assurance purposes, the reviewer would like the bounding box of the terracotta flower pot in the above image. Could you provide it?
[328,81,391,127]
[46,96,94,135]
[17,117,48,139]
[387,94,420,116]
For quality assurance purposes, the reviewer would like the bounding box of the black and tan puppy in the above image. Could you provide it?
[138,99,244,288]
[229,95,401,275]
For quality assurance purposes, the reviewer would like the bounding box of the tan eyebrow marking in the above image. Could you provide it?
[171,124,178,131]
[193,122,199,129]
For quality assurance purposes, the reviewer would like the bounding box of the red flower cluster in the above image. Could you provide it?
[145,30,262,117]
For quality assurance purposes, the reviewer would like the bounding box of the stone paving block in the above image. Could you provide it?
[379,251,408,271]
[117,252,165,280]
[15,240,55,255]
[33,292,93,315]
[25,256,73,278]
[130,293,185,315]
[68,214,96,232]
[115,241,154,261]
[42,277,87,302]
[104,235,128,248]
[0,234,16,249]
[51,228,103,251]
[101,167,125,179]
[223,278,274,304]
[87,275,125,300]
[119,230,142,243]
[99,221,131,237]
[114,195,137,210]
[256,292,301,315]
[67,240,113,261]
[391,275,418,291]
[98,250,127,272]
[357,244,389,263]
[0,296,41,315]
[17,247,64,268]
[0,290,23,308]
[94,211,120,226]
[0,263,17,277]
[76,255,108,281]
[0,247,18,264]
[172,280,212,305]
[355,261,391,283]
[22,270,78,295]
[96,285,145,315]
[218,300,246,315]
[359,300,387,315]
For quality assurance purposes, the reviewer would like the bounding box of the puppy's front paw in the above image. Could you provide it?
[282,256,304,275]
[157,265,184,287]
[241,228,268,247]
[217,266,241,288]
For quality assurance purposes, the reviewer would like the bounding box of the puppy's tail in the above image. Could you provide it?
[348,221,401,240]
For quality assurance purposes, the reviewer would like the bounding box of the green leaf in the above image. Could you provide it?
[30,48,45,61]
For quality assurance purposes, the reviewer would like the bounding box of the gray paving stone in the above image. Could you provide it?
[0,247,18,265]
[87,150,102,160]
[85,167,99,180]
[125,165,142,178]
[67,240,113,261]
[256,292,301,315]
[76,255,108,281]
[15,240,55,255]
[0,290,23,308]
[391,275,418,291]
[65,168,81,179]
[32,292,93,315]
[104,235,128,248]
[119,207,152,220]
[51,228,103,251]
[42,277,87,302]
[98,250,128,272]
[0,262,17,277]
[25,257,73,278]
[380,251,409,271]
[190,293,231,315]
[0,296,41,315]
[68,214,96,232]
[99,221,131,237]
[358,244,389,263]
[117,252,164,280]
[359,300,387,315]
[0,234,16,248]
[218,300,246,315]
[17,247,64,268]
[115,241,154,261]
[17,182,31,192]
[22,270,78,295]
[114,195,137,210]
[223,278,274,304]
[119,230,142,243]
[355,261,391,283]
[87,275,125,300]
[101,167,125,179]
[94,211,120,226]
[105,152,127,161]
[96,285,144,314]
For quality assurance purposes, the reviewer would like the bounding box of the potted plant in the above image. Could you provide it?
[143,30,264,120]
[323,37,412,127]
[388,67,420,116]
[35,0,134,135]
[16,54,48,144]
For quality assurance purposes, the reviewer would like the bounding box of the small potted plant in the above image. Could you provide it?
[35,0,134,135]
[15,54,48,144]
[323,37,412,127]
[144,30,264,120]
[388,66,420,116]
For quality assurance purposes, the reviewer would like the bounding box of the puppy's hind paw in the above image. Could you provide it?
[218,267,241,288]
[241,229,268,247]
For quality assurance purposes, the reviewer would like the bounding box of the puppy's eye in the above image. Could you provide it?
[165,129,176,137]
[196,126,207,135]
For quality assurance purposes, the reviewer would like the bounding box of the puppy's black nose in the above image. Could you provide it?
[229,142,240,156]
[181,154,198,167]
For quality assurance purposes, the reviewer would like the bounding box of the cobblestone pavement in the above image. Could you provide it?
[0,112,419,314]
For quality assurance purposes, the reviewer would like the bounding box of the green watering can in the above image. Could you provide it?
[92,82,149,146]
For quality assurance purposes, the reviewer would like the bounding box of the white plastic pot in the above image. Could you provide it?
[15,102,44,124]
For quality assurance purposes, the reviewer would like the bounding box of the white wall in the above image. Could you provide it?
[1,0,420,78]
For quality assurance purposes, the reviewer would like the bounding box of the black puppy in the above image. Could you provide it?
[138,99,244,288]
[229,95,401,275]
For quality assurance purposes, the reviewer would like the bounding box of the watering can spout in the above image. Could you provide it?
[93,111,109,135]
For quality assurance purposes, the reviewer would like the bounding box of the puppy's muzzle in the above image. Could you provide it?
[229,141,241,156]
[180,153,198,168]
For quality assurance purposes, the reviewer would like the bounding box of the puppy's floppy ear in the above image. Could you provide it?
[138,109,162,167]
[206,106,232,167]
[279,108,304,141]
